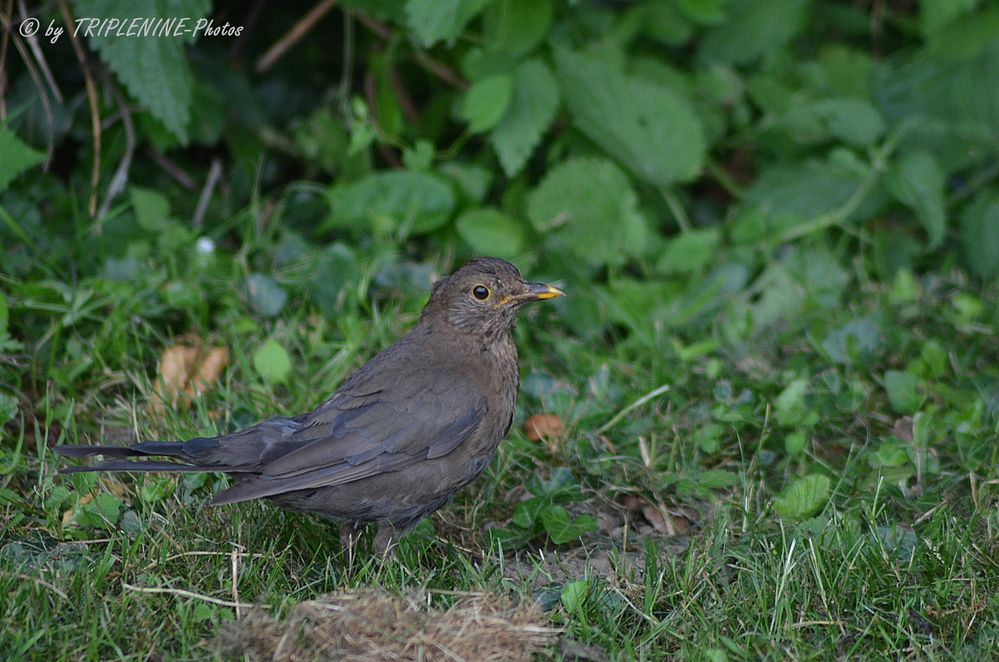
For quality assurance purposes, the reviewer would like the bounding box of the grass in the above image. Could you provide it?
[3,250,999,660]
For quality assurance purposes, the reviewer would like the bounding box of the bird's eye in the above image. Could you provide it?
[472,285,490,300]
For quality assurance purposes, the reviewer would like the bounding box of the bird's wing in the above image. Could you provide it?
[209,364,487,505]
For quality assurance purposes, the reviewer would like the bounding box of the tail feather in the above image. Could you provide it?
[54,439,207,474]
[53,445,144,459]
[61,460,211,474]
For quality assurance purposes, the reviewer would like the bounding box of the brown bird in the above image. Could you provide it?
[55,257,563,555]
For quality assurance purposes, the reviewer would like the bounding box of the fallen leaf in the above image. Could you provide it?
[62,493,94,527]
[151,339,229,412]
[524,414,565,441]
[189,346,229,395]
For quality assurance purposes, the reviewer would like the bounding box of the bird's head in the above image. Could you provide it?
[421,257,564,339]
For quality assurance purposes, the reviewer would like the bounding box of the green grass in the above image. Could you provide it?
[3,256,999,660]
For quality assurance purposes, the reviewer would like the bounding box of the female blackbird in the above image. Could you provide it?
[55,257,563,555]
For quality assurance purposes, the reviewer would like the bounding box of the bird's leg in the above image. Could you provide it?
[373,519,422,558]
[339,521,363,557]
[372,524,399,558]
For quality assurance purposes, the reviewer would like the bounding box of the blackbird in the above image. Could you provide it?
[55,257,563,555]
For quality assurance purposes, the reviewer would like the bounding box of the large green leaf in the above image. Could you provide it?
[455,208,525,259]
[76,0,210,143]
[527,157,648,266]
[700,0,809,65]
[920,0,981,36]
[405,0,493,46]
[483,0,552,57]
[0,128,45,193]
[459,75,513,133]
[489,59,560,177]
[328,171,455,235]
[887,152,946,249]
[874,44,999,170]
[774,474,831,520]
[960,193,999,279]
[555,49,705,186]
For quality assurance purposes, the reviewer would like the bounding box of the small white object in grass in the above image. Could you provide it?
[196,237,215,254]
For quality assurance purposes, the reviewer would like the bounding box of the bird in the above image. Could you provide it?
[55,257,564,556]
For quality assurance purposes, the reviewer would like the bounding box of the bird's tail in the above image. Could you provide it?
[54,439,221,474]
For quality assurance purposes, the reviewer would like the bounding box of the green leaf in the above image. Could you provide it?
[76,0,210,142]
[0,128,45,193]
[884,370,921,414]
[926,5,999,60]
[699,469,740,489]
[490,59,560,177]
[820,317,881,365]
[244,274,288,318]
[811,98,885,146]
[130,187,171,232]
[677,0,728,24]
[405,0,493,47]
[774,474,831,520]
[527,157,648,266]
[561,580,589,613]
[657,228,721,274]
[460,75,513,133]
[774,378,814,427]
[920,0,980,36]
[0,392,16,427]
[75,493,123,529]
[960,193,999,279]
[329,171,455,235]
[555,49,705,186]
[700,0,809,65]
[455,208,525,259]
[784,431,807,456]
[888,152,946,249]
[540,504,597,544]
[733,158,866,240]
[483,0,552,57]
[253,340,291,385]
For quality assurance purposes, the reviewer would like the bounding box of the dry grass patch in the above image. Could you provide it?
[217,589,556,661]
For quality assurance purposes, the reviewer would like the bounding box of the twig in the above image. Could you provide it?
[256,0,338,73]
[0,4,54,162]
[18,0,63,102]
[0,0,12,120]
[145,146,196,189]
[59,0,101,219]
[336,7,354,119]
[121,582,259,609]
[596,383,671,435]
[355,12,390,40]
[355,14,469,91]
[193,158,223,230]
[231,547,241,619]
[97,83,136,221]
[660,187,691,233]
[413,50,469,90]
[704,157,744,198]
[2,572,69,600]
[228,0,266,59]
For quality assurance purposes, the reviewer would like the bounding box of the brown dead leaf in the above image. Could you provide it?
[151,340,228,412]
[189,346,229,395]
[524,414,565,441]
[62,493,94,527]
